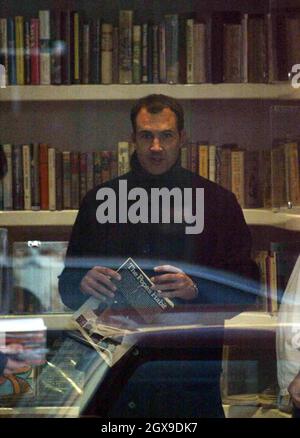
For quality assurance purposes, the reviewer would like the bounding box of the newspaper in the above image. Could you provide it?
[72,257,175,367]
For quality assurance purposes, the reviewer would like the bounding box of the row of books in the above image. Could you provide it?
[0,8,298,85]
[0,141,271,211]
[0,142,134,211]
[253,241,300,314]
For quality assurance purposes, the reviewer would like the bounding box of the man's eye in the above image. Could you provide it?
[162,132,174,139]
[140,132,152,140]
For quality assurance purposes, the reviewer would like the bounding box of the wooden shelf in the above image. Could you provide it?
[0,83,299,101]
[2,208,300,230]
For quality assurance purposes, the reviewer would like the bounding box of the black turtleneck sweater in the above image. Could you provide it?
[58,152,259,313]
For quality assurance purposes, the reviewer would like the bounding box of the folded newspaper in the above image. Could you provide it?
[72,257,175,367]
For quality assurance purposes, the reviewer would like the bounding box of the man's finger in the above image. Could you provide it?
[151,273,179,284]
[94,266,121,280]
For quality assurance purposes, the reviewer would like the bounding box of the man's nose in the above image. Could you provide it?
[149,136,163,151]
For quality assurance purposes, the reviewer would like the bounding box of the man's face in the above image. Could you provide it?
[133,107,184,175]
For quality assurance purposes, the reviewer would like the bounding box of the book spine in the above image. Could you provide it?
[208,144,216,182]
[152,24,159,83]
[62,151,71,209]
[39,143,49,210]
[231,149,245,208]
[24,20,31,85]
[71,11,81,84]
[112,26,119,83]
[86,151,94,192]
[118,142,130,176]
[119,10,133,84]
[198,143,209,178]
[193,22,207,83]
[93,151,102,186]
[244,150,261,208]
[50,9,62,85]
[189,142,198,173]
[15,16,24,85]
[61,10,71,84]
[223,23,242,83]
[158,23,166,83]
[22,144,32,210]
[241,13,248,83]
[12,144,23,210]
[186,19,194,84]
[31,143,40,210]
[48,147,56,211]
[30,18,40,85]
[82,23,90,84]
[79,152,87,202]
[165,14,179,84]
[39,10,51,85]
[55,150,63,210]
[70,151,80,209]
[7,17,16,85]
[180,146,188,169]
[0,19,8,85]
[142,23,148,83]
[110,150,118,179]
[101,23,113,84]
[90,19,100,84]
[220,146,232,191]
[101,150,111,183]
[132,24,141,84]
[2,144,13,210]
[147,23,153,83]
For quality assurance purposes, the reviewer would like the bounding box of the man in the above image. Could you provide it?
[59,94,258,417]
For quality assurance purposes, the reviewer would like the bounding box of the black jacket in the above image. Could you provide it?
[0,352,7,375]
[59,153,258,312]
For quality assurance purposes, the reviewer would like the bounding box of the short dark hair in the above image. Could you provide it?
[130,94,184,133]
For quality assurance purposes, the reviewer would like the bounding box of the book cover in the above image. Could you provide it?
[0,318,46,401]
[71,11,81,84]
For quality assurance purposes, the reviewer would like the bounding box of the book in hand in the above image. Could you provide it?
[72,257,174,367]
[111,257,174,323]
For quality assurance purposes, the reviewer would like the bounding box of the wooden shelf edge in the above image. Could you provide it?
[2,208,300,230]
[0,83,299,101]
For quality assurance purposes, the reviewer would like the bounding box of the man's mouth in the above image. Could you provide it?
[149,156,164,164]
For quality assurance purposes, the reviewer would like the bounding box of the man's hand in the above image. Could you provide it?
[288,372,300,408]
[151,265,198,301]
[3,357,28,375]
[80,266,121,301]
